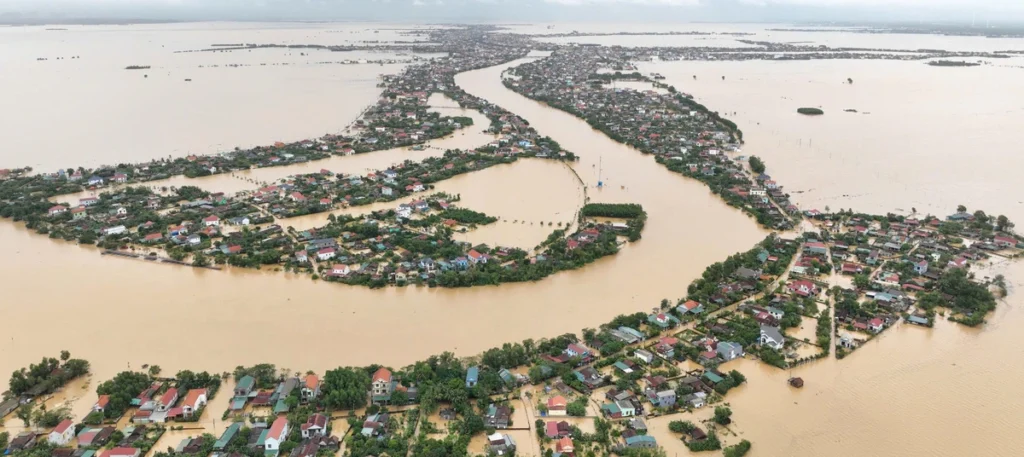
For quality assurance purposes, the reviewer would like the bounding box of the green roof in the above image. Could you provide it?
[625,435,657,445]
[256,429,269,447]
[236,375,255,391]
[273,398,289,414]
[703,371,725,384]
[231,396,248,411]
[214,422,241,450]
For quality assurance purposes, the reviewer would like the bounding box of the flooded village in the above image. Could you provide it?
[3,23,1024,457]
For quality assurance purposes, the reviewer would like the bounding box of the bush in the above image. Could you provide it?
[724,439,752,457]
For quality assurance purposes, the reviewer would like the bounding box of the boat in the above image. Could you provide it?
[788,377,804,388]
[184,79,192,82]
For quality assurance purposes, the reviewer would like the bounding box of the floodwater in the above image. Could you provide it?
[5,23,1024,457]
[0,22,442,171]
[638,57,1024,224]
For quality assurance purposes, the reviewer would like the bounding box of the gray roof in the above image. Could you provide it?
[760,325,784,343]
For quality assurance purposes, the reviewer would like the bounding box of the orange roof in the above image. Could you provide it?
[372,367,392,383]
[547,395,567,409]
[53,419,74,434]
[305,374,319,390]
[556,437,574,452]
[181,388,207,408]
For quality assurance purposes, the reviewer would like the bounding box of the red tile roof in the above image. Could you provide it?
[181,388,207,408]
[372,367,392,383]
[268,416,289,440]
[53,419,74,434]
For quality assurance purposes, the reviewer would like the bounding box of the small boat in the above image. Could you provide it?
[788,377,804,388]
[184,78,192,82]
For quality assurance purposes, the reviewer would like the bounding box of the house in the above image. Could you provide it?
[485,404,511,429]
[734,267,761,280]
[803,241,828,255]
[49,419,76,445]
[301,374,320,401]
[546,395,567,415]
[467,249,486,264]
[317,247,336,261]
[214,423,241,451]
[113,173,128,183]
[716,341,744,361]
[102,225,127,236]
[203,215,220,227]
[294,251,309,263]
[80,197,99,207]
[77,426,115,448]
[760,325,785,350]
[624,435,658,449]
[647,312,678,328]
[788,279,819,297]
[994,236,1018,248]
[99,448,141,457]
[71,207,87,219]
[677,299,704,314]
[326,264,350,277]
[948,257,969,269]
[616,399,636,417]
[545,420,572,438]
[465,366,479,388]
[487,433,516,456]
[565,343,592,360]
[371,367,393,400]
[93,395,110,413]
[361,412,388,437]
[264,416,290,453]
[906,315,930,326]
[914,260,929,275]
[555,437,575,455]
[650,390,676,408]
[8,433,37,451]
[300,413,329,439]
[634,349,655,364]
[181,388,208,418]
[48,205,67,216]
[235,375,255,397]
[157,388,179,411]
[869,318,885,333]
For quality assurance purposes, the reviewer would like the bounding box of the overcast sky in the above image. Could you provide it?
[2,0,1023,24]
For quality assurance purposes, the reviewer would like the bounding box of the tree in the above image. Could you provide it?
[748,156,766,174]
[853,274,870,290]
[714,406,733,425]
[149,365,162,377]
[390,389,408,406]
[724,439,752,457]
[997,215,1013,231]
[0,431,8,451]
[60,351,70,362]
[16,402,35,428]
[957,204,967,213]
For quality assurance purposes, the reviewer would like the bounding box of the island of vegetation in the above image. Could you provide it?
[796,107,825,115]
[927,60,980,67]
[2,25,1023,457]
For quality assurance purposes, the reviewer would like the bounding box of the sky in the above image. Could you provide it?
[1,0,1023,24]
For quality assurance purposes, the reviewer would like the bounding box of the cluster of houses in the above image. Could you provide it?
[504,45,796,230]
